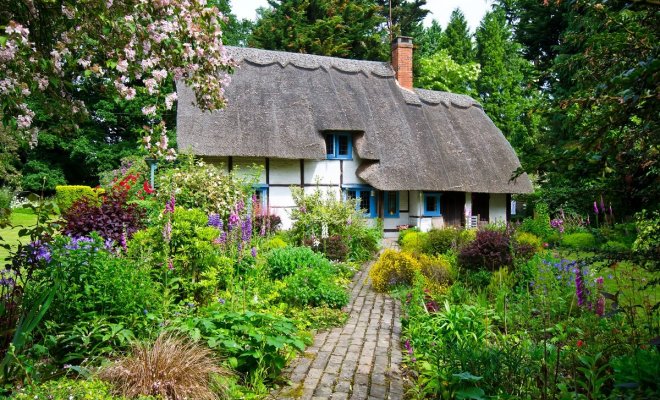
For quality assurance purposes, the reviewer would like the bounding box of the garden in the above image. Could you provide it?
[369,203,659,399]
[0,154,381,399]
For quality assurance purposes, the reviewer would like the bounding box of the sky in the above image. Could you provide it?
[230,0,495,33]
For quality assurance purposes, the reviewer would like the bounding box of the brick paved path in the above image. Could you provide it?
[270,259,404,400]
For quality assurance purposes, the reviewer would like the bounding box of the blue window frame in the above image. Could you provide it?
[384,191,399,218]
[325,133,352,160]
[344,186,376,217]
[423,192,441,217]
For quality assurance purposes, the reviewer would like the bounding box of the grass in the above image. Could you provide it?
[0,210,38,260]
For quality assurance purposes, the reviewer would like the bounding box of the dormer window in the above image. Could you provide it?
[325,133,352,160]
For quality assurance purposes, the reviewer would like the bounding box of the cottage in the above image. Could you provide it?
[176,37,533,236]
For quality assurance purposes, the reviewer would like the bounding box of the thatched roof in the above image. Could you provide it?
[176,46,533,194]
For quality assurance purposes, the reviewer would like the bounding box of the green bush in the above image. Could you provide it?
[0,186,11,223]
[517,202,553,240]
[265,246,332,280]
[281,265,349,309]
[55,185,103,214]
[424,228,460,255]
[561,232,597,250]
[418,253,454,291]
[264,236,287,251]
[401,231,428,254]
[11,378,151,400]
[369,250,420,292]
[601,240,629,252]
[156,155,254,218]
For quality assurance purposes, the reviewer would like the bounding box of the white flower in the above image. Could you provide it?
[116,59,128,73]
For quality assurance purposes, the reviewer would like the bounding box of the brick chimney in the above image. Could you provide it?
[391,36,413,90]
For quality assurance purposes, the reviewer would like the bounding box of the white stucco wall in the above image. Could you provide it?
[489,193,508,225]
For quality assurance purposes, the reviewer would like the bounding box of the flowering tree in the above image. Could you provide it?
[0,0,233,150]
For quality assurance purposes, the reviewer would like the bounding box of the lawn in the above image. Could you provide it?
[0,210,38,260]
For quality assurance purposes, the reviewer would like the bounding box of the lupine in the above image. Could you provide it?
[207,213,222,229]
[241,216,252,243]
[251,247,257,258]
[228,212,239,231]
[574,266,588,307]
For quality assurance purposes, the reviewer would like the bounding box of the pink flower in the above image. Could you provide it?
[141,105,157,116]
[593,201,599,214]
[165,92,177,110]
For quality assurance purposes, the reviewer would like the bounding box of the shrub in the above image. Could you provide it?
[418,254,454,292]
[305,234,349,261]
[458,230,513,271]
[601,240,629,253]
[156,155,253,219]
[561,232,597,250]
[0,186,11,223]
[369,250,420,292]
[173,308,309,383]
[12,378,140,400]
[281,266,349,309]
[517,202,553,240]
[400,231,428,254]
[55,185,103,214]
[99,333,231,400]
[425,228,460,255]
[264,236,287,251]
[62,188,146,244]
[347,224,382,263]
[397,227,418,245]
[513,231,543,260]
[127,207,231,303]
[254,213,282,235]
[457,228,476,248]
[266,246,332,280]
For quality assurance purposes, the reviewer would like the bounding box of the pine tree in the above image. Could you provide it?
[249,0,388,60]
[475,9,540,164]
[440,9,475,65]
[375,0,429,40]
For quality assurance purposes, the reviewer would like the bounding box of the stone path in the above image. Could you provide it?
[270,255,404,399]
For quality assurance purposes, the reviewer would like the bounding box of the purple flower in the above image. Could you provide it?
[594,201,599,214]
[574,267,589,307]
[167,259,174,271]
[235,199,245,214]
[251,247,257,258]
[213,231,227,245]
[104,238,114,250]
[119,230,127,250]
[241,216,252,243]
[595,295,605,317]
[595,276,604,287]
[163,220,172,242]
[207,213,222,229]
[228,212,239,231]
[0,269,16,288]
[218,298,225,305]
[164,194,176,214]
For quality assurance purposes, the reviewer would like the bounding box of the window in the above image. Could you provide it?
[424,192,441,217]
[345,187,375,217]
[252,186,267,212]
[325,133,352,159]
[384,191,399,218]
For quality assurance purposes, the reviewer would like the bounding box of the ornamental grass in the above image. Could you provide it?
[99,333,232,400]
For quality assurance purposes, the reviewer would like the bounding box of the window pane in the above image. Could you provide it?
[360,192,371,213]
[387,192,397,215]
[346,189,357,200]
[325,135,334,155]
[426,195,437,212]
[337,135,349,156]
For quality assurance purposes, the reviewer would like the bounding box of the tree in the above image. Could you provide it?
[441,8,475,65]
[0,1,233,190]
[475,9,542,164]
[249,0,388,60]
[375,0,429,40]
[415,49,480,95]
[212,0,253,46]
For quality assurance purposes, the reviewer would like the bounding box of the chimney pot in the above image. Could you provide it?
[391,36,413,90]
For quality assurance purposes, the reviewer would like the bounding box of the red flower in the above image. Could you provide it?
[143,180,155,194]
[577,340,584,348]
